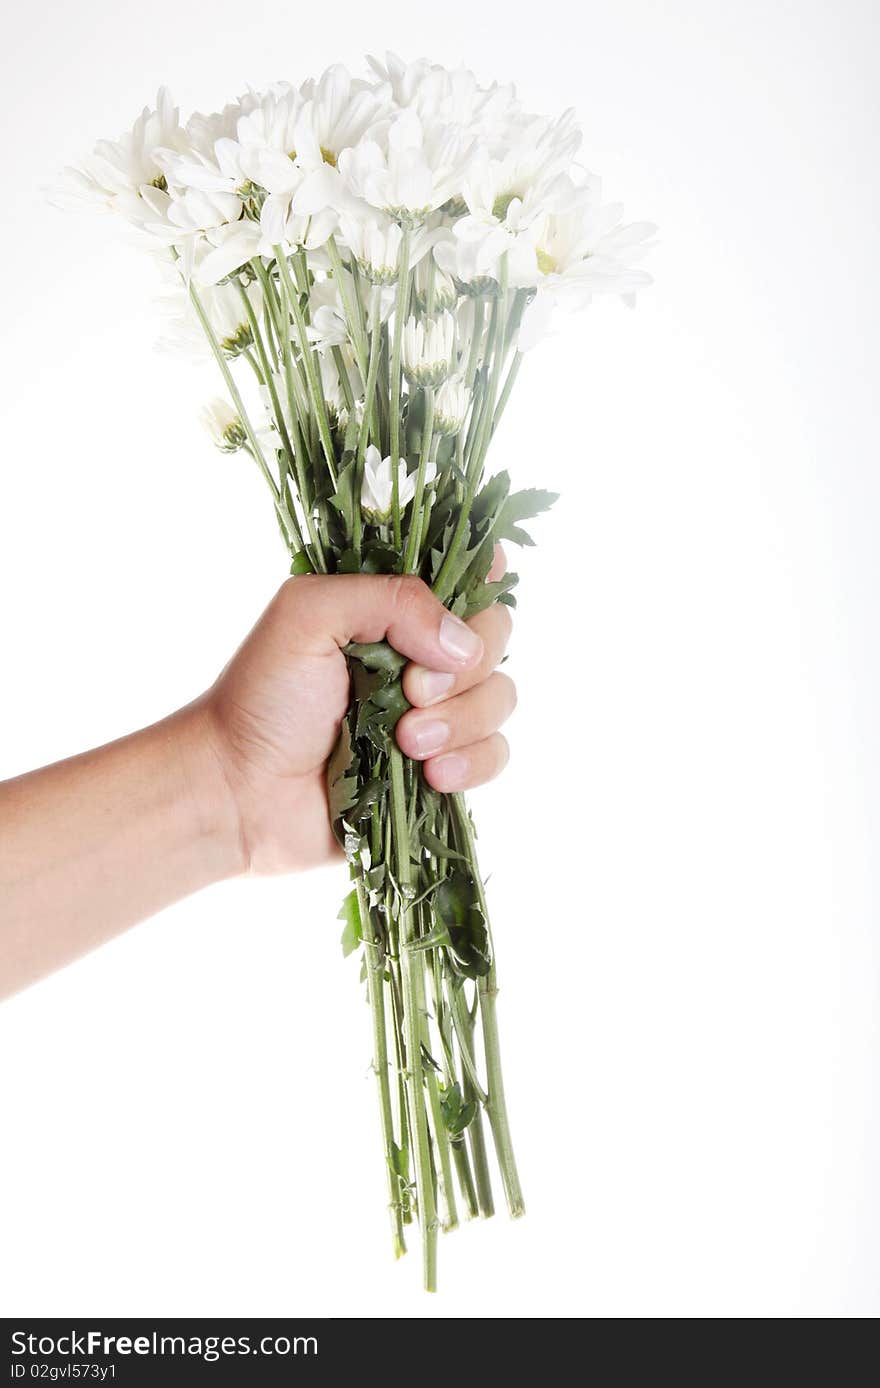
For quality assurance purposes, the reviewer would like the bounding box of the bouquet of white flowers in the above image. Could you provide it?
[64,54,654,1290]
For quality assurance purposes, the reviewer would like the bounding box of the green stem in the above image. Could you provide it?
[354,284,384,559]
[451,792,524,1219]
[187,280,278,504]
[389,745,438,1290]
[253,259,327,571]
[402,387,434,573]
[493,351,523,435]
[425,1068,459,1232]
[274,248,338,487]
[462,998,495,1220]
[432,270,509,603]
[389,227,412,552]
[357,877,406,1259]
[326,234,369,380]
[235,280,305,552]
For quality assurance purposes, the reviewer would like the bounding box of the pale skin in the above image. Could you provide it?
[0,553,515,1001]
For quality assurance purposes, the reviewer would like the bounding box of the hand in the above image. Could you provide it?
[202,554,516,874]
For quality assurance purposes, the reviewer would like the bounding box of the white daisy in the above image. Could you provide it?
[360,445,435,522]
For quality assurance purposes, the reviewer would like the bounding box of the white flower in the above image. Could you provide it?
[414,258,458,313]
[195,219,263,285]
[235,84,304,159]
[305,275,350,349]
[201,398,246,452]
[509,182,656,299]
[340,214,404,284]
[433,376,470,436]
[338,108,472,223]
[318,348,362,423]
[360,445,436,522]
[288,64,389,221]
[367,52,519,143]
[403,313,455,387]
[62,89,186,227]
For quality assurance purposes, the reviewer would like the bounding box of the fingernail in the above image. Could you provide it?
[429,752,468,789]
[415,669,455,705]
[411,719,449,757]
[439,613,483,665]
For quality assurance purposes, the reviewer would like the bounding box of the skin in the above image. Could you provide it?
[0,555,515,1001]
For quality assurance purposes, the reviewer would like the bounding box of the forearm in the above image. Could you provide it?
[0,701,243,999]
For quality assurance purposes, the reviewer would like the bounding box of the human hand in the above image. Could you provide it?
[201,553,516,874]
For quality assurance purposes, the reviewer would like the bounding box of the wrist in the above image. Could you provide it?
[172,698,250,881]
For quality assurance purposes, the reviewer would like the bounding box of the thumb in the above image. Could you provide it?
[282,573,485,674]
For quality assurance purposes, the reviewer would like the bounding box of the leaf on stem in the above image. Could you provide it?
[338,888,362,958]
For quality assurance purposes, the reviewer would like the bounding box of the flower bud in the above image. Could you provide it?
[403,313,455,389]
[201,398,247,452]
[433,376,470,436]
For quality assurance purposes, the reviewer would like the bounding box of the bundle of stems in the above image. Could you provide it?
[189,237,550,1290]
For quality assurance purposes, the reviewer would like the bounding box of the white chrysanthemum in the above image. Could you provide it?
[155,132,249,198]
[433,230,501,298]
[287,64,389,220]
[340,214,404,284]
[361,445,435,522]
[447,120,582,272]
[509,183,656,298]
[413,257,458,313]
[403,313,456,388]
[338,215,437,285]
[236,84,304,158]
[62,89,186,227]
[367,52,520,144]
[305,273,364,354]
[201,398,246,452]
[338,108,472,224]
[433,377,470,436]
[236,144,338,255]
[159,272,260,356]
[319,348,362,423]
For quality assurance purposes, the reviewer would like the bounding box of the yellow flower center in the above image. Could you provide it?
[536,247,558,275]
[321,146,338,167]
[492,191,517,221]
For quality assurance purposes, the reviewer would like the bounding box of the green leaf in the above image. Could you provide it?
[471,469,511,528]
[289,550,315,576]
[407,920,452,954]
[361,542,399,574]
[338,547,361,573]
[338,888,362,958]
[465,573,519,618]
[439,1081,477,1137]
[495,487,558,544]
[503,524,535,547]
[349,777,385,822]
[389,1142,410,1180]
[327,718,359,835]
[434,872,492,979]
[329,458,357,538]
[370,679,410,731]
[420,1043,442,1075]
[345,640,407,676]
[420,828,468,862]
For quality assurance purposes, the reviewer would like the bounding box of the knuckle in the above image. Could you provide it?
[385,572,426,617]
[495,671,517,713]
[488,602,513,651]
[278,572,319,612]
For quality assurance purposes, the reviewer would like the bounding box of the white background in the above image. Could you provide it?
[0,0,877,1319]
